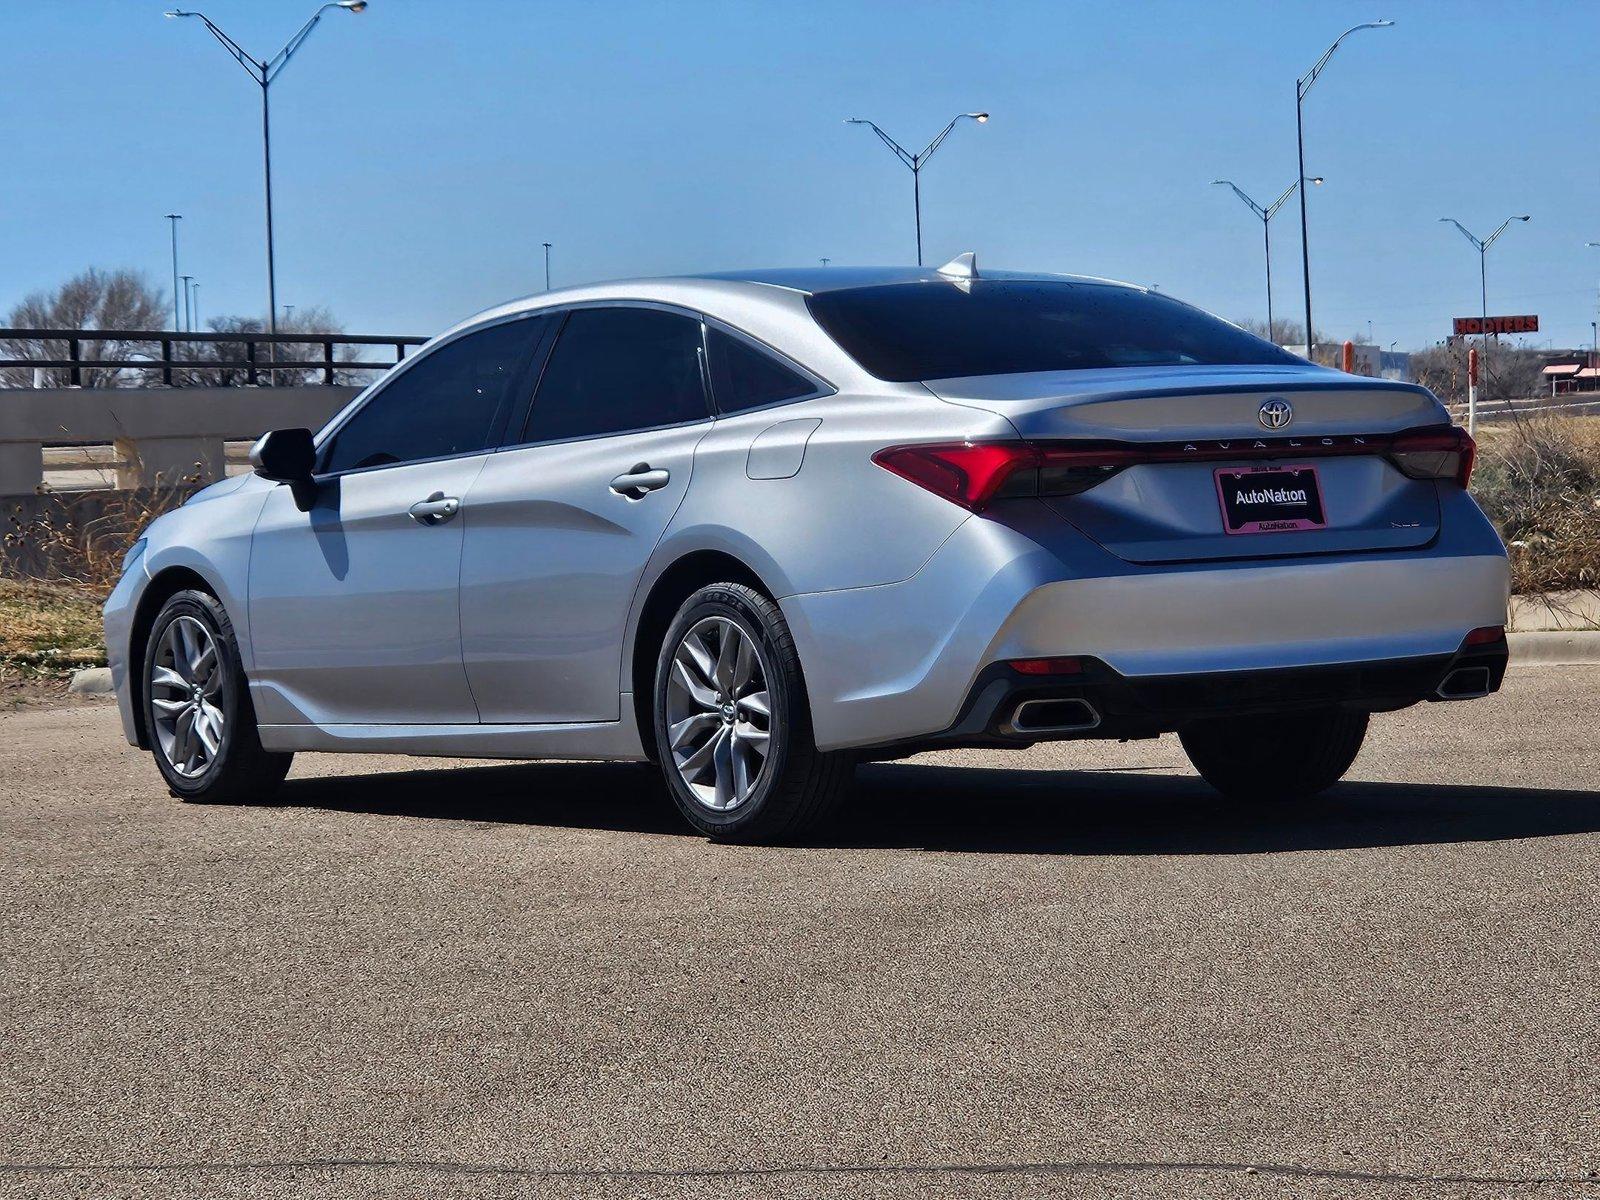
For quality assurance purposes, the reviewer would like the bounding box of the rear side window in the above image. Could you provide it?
[706,326,820,414]
[322,317,546,473]
[524,308,709,443]
[806,280,1298,382]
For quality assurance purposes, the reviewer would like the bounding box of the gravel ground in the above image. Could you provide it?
[2,668,1598,1199]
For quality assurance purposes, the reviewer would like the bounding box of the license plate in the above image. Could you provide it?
[1214,464,1327,534]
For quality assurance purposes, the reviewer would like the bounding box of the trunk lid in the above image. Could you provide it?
[924,365,1451,564]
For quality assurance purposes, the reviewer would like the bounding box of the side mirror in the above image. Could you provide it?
[249,427,319,512]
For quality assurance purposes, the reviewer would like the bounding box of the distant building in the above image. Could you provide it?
[1536,351,1597,395]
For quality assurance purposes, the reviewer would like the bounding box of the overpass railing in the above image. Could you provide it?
[0,328,427,388]
[0,328,428,493]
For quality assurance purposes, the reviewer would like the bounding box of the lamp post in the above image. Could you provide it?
[1296,20,1393,358]
[543,242,552,291]
[191,283,201,332]
[845,112,989,266]
[164,214,183,332]
[165,2,368,356]
[181,275,194,332]
[1585,242,1600,385]
[1440,215,1530,359]
[1212,176,1322,337]
[819,257,831,266]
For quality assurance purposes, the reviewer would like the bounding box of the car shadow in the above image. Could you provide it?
[268,758,1600,856]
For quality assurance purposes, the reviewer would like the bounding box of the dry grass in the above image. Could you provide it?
[2,484,195,684]
[4,481,194,594]
[1472,418,1600,594]
[0,579,106,681]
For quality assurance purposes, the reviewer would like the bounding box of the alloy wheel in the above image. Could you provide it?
[665,615,773,811]
[150,615,226,778]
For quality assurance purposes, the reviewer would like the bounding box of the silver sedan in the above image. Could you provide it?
[105,259,1509,841]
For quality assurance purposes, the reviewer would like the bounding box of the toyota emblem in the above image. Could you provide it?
[1258,398,1294,430]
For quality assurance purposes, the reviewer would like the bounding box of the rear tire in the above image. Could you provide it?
[1179,708,1368,803]
[142,590,293,804]
[653,583,852,842]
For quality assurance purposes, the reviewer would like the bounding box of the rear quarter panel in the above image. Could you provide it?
[658,387,1010,598]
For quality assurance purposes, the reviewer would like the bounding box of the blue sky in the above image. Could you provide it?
[4,0,1596,349]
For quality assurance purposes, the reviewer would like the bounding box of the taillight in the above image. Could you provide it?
[872,442,1132,512]
[871,443,1039,511]
[1388,426,1475,489]
[875,424,1478,511]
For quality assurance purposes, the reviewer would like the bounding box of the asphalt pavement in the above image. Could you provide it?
[2,667,1598,1199]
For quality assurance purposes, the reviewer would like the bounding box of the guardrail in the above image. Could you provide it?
[0,328,427,387]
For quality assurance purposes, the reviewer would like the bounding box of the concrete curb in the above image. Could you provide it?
[67,667,114,694]
[1508,631,1600,666]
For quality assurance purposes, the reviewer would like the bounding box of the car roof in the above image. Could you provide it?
[682,265,1143,295]
[432,264,1155,387]
[458,264,1144,329]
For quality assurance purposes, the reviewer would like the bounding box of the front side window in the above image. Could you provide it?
[523,307,709,443]
[806,280,1299,382]
[321,317,546,474]
[706,326,820,414]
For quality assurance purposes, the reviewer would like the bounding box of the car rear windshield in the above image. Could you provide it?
[806,280,1298,382]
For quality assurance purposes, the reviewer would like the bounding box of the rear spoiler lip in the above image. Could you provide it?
[923,369,1440,410]
[1016,423,1462,460]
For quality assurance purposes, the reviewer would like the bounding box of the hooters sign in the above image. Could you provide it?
[1453,315,1538,336]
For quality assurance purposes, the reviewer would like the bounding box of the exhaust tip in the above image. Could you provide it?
[1011,697,1101,733]
[1436,666,1492,700]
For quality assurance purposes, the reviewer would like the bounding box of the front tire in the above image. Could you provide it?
[1179,708,1368,803]
[142,589,292,803]
[653,583,852,842]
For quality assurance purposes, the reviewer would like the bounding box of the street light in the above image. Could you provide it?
[191,282,201,332]
[181,275,195,332]
[543,242,552,291]
[1296,20,1393,357]
[165,3,369,356]
[1212,176,1322,337]
[164,214,183,332]
[1440,215,1530,355]
[845,112,988,266]
[1585,242,1600,383]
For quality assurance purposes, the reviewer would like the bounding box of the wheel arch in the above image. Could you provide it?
[627,549,781,759]
[126,565,223,750]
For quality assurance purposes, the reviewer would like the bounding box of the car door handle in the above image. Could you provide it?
[609,463,671,499]
[408,491,461,525]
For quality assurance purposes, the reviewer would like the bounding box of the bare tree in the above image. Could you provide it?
[1409,340,1541,407]
[1235,316,1312,348]
[1235,317,1386,372]
[188,307,356,387]
[1,269,168,388]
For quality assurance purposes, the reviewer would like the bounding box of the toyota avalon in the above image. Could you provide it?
[104,257,1510,841]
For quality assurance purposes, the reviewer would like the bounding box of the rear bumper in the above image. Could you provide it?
[782,490,1510,752]
[883,638,1508,753]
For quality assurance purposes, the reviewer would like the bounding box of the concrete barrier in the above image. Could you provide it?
[0,386,359,492]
